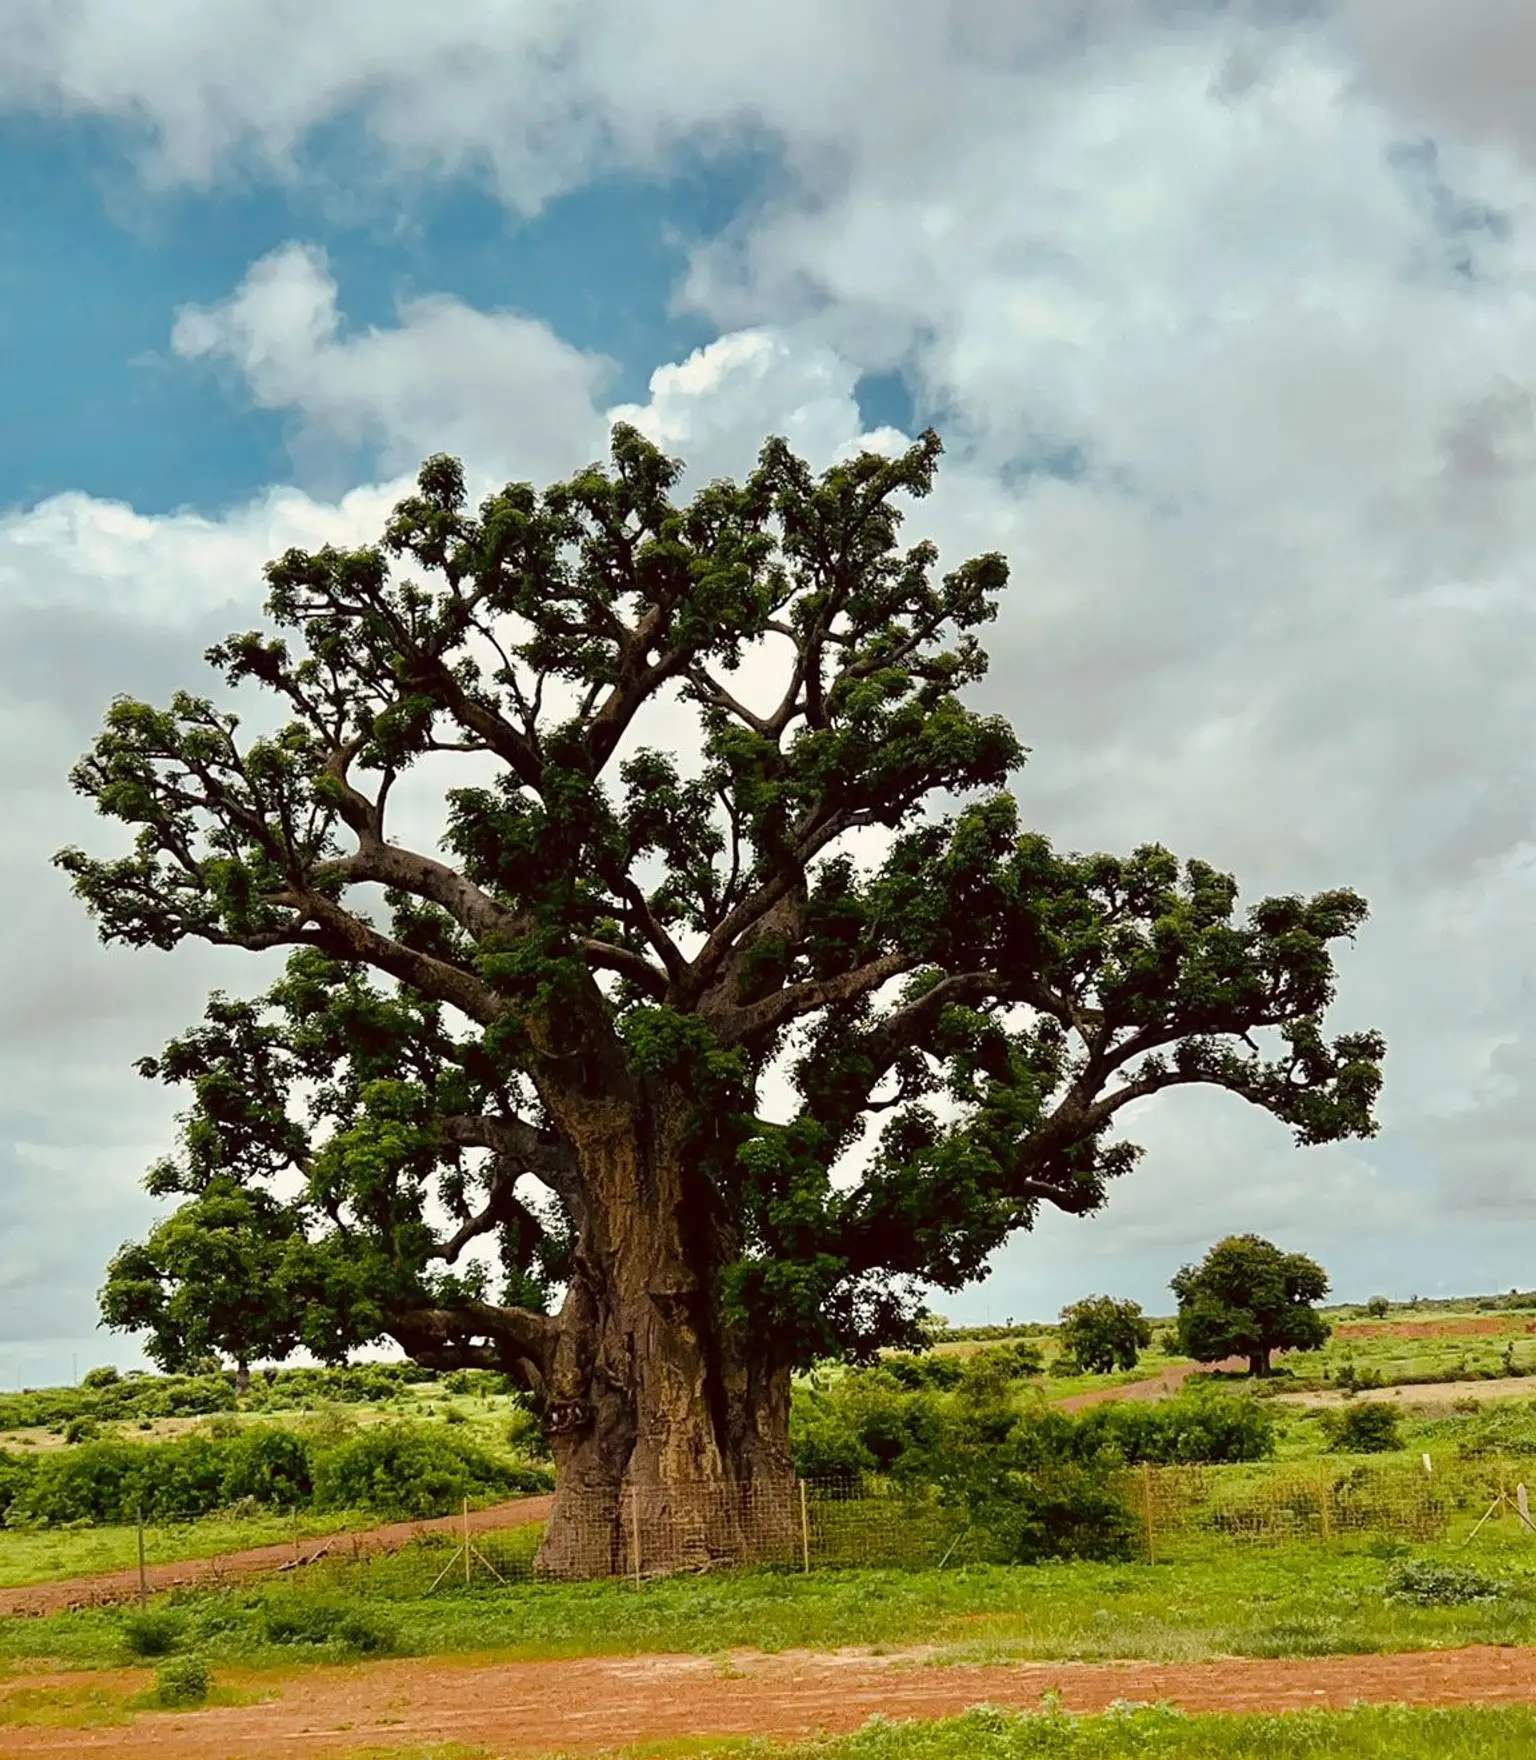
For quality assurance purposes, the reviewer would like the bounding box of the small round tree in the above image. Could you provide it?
[100,1163,304,1399]
[1056,1295,1153,1374]
[1171,1234,1330,1377]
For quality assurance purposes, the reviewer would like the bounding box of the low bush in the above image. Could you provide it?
[150,1656,210,1708]
[1384,1558,1506,1606]
[0,1362,430,1434]
[1071,1392,1275,1466]
[965,1465,1141,1564]
[120,1610,184,1658]
[0,1419,551,1529]
[882,1354,965,1393]
[310,1424,537,1519]
[260,1597,397,1654]
[1324,1402,1402,1454]
[220,1426,313,1506]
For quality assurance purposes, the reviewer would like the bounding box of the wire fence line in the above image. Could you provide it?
[244,1456,1536,1596]
[37,1456,1536,1609]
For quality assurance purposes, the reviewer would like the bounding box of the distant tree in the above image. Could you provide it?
[1365,1294,1390,1319]
[1171,1235,1331,1377]
[1057,1295,1153,1374]
[99,1174,304,1398]
[60,427,1383,1576]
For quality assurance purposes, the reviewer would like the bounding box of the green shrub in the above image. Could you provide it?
[503,1400,550,1460]
[1,1414,546,1530]
[966,1465,1140,1564]
[260,1597,396,1653]
[150,1656,210,1707]
[1384,1559,1506,1605]
[1326,1402,1402,1454]
[974,1340,1044,1379]
[789,1392,878,1482]
[881,1353,965,1392]
[310,1422,545,1518]
[0,1450,37,1519]
[1069,1392,1275,1465]
[63,1416,101,1445]
[220,1426,312,1507]
[121,1609,184,1658]
[1365,1295,1391,1319]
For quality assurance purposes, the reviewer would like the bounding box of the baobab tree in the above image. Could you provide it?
[63,427,1383,1575]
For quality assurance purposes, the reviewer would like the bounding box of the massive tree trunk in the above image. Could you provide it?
[532,1101,797,1581]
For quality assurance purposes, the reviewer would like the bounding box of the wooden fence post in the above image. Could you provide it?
[631,1485,643,1588]
[1141,1463,1157,1565]
[799,1480,811,1574]
[1318,1466,1333,1544]
[136,1504,148,1606]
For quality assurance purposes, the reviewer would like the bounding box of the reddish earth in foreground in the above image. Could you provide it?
[7,1643,1536,1758]
[0,1495,552,1618]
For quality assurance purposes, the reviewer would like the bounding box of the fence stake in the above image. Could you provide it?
[631,1485,643,1588]
[1141,1463,1157,1565]
[1318,1466,1333,1544]
[463,1497,472,1586]
[799,1479,811,1574]
[136,1504,148,1606]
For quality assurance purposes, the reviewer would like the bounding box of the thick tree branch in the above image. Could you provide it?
[314,838,518,944]
[387,1300,555,1381]
[438,1113,579,1206]
[711,949,916,1044]
[579,938,670,1001]
[281,892,505,1026]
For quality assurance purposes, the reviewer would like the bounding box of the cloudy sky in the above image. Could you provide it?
[5,0,1536,1382]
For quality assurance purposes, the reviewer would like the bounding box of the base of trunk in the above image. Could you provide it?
[536,1475,801,1580]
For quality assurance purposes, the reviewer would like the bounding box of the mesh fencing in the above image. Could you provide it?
[270,1459,1536,1595]
[65,1456,1536,1605]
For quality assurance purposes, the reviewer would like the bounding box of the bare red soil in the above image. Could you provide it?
[0,1495,552,1618]
[9,1643,1536,1757]
[1337,1317,1536,1341]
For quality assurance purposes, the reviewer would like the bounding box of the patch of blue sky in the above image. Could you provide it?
[0,113,799,516]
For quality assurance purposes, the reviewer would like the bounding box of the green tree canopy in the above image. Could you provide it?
[1057,1295,1154,1375]
[59,425,1383,1574]
[1171,1234,1331,1376]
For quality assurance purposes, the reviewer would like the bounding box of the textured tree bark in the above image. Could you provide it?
[531,1106,796,1580]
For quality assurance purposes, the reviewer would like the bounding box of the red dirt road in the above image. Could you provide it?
[9,1644,1536,1757]
[1054,1359,1248,1411]
[0,1495,552,1619]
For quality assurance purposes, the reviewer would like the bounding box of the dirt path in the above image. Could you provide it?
[1054,1358,1247,1411]
[1277,1375,1536,1410]
[0,1495,552,1619]
[9,1643,1536,1757]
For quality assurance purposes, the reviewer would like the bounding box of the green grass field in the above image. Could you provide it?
[6,1535,1536,1673]
[581,1704,1536,1760]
